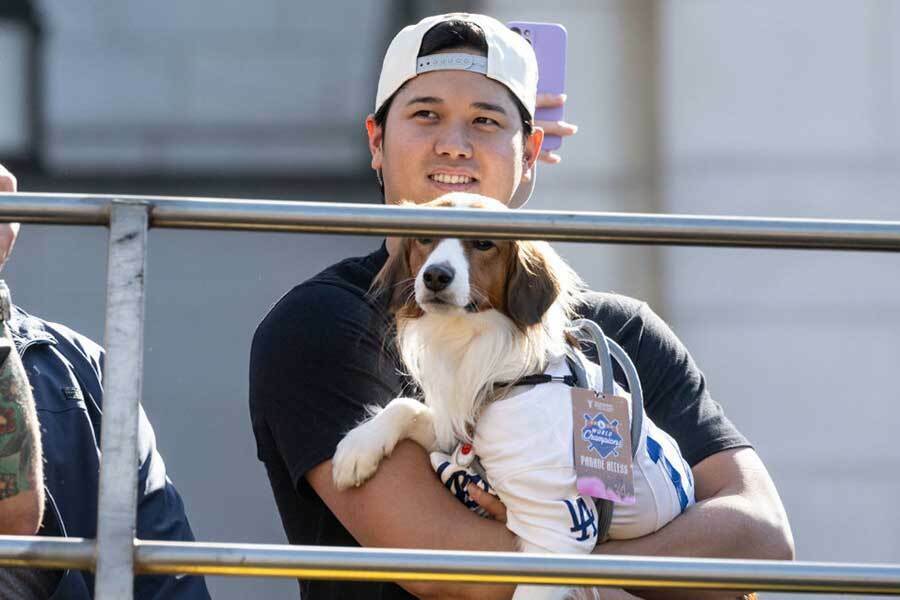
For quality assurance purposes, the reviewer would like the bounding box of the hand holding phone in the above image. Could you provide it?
[507,21,568,151]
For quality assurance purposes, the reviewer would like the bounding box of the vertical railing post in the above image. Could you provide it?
[94,201,150,600]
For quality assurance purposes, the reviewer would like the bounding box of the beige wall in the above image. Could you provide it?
[486,3,900,598]
[660,2,900,588]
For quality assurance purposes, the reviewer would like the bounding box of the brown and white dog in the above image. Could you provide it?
[332,193,712,599]
[332,193,585,599]
[331,195,743,600]
[332,193,581,485]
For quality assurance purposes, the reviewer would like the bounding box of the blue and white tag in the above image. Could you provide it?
[572,388,636,504]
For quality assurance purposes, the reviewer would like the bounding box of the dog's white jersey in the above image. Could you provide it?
[472,356,695,554]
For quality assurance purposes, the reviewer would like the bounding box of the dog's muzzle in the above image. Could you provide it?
[422,264,454,292]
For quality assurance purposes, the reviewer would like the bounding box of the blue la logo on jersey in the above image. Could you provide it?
[564,498,598,542]
[582,412,623,458]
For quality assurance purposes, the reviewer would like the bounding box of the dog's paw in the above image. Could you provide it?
[332,422,397,490]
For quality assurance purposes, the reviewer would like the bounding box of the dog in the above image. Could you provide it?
[332,193,698,600]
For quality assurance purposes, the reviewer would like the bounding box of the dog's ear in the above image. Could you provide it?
[370,238,414,314]
[505,241,561,329]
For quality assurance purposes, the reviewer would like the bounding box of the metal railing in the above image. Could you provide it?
[4,192,900,250]
[2,191,900,598]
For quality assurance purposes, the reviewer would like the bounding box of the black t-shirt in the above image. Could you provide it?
[249,244,750,600]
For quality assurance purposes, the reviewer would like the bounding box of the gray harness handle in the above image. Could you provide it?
[564,318,645,541]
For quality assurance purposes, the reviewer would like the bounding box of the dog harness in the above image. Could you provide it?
[496,319,644,541]
[434,319,695,547]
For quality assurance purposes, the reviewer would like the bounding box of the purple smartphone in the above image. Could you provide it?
[507,21,568,151]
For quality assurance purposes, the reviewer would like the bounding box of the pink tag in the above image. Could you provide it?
[572,388,635,505]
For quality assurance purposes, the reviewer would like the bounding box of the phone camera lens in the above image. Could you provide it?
[511,26,522,35]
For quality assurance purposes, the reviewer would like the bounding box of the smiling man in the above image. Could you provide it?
[249,13,793,600]
[368,53,540,205]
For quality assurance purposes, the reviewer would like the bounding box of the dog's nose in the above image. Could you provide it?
[423,263,455,292]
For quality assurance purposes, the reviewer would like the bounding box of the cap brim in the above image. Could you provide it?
[509,162,536,209]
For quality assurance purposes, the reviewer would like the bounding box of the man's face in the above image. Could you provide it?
[367,69,542,206]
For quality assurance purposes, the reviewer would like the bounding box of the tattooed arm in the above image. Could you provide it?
[0,302,43,535]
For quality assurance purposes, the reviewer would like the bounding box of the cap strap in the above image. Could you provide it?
[416,53,487,75]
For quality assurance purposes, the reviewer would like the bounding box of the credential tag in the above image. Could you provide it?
[572,388,635,505]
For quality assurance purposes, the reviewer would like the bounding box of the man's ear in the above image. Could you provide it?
[524,126,544,172]
[365,114,384,172]
[505,241,560,329]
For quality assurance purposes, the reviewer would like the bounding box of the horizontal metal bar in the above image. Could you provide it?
[3,537,900,595]
[3,192,900,251]
[0,193,110,226]
[130,541,900,595]
[0,536,94,571]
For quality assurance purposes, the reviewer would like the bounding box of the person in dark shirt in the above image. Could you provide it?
[250,13,794,600]
[0,166,210,599]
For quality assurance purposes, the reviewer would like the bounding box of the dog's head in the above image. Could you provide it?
[373,193,580,331]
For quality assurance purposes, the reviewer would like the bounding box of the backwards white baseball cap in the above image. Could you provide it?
[375,13,540,208]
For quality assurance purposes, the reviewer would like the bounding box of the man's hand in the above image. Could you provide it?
[467,482,507,522]
[535,93,578,164]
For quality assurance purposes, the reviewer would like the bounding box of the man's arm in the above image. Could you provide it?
[468,447,790,600]
[252,277,515,599]
[307,440,518,600]
[568,296,794,598]
[0,321,44,535]
[599,448,793,560]
[595,447,793,600]
[0,167,41,533]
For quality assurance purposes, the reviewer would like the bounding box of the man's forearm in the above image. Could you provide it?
[593,448,794,600]
[308,441,518,600]
[594,494,780,599]
[597,491,789,560]
[0,316,44,534]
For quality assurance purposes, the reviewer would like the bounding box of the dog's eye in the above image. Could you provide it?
[417,238,433,245]
[472,240,495,251]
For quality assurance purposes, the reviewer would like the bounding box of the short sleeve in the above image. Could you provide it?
[577,293,751,466]
[249,282,404,495]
